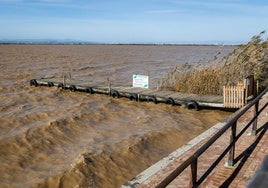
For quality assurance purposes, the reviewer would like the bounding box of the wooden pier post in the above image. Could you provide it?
[107,78,111,96]
[62,74,66,89]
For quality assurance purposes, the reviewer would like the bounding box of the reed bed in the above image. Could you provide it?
[162,31,268,95]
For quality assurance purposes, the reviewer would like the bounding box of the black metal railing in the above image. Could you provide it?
[156,87,268,188]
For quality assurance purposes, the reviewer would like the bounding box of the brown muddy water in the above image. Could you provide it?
[0,45,234,188]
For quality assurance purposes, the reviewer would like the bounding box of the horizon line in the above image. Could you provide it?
[0,39,242,45]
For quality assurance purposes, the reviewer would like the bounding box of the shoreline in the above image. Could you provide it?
[0,42,237,46]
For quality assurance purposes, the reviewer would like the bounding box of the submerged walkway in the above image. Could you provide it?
[123,91,268,187]
[31,77,224,108]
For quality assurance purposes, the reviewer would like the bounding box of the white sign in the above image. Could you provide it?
[133,74,149,88]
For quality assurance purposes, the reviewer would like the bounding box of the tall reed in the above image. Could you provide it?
[162,31,268,95]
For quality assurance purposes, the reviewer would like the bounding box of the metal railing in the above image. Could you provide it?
[156,87,268,188]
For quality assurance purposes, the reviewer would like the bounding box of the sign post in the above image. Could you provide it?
[133,74,149,88]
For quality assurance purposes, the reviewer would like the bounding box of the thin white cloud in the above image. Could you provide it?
[169,0,268,14]
[39,0,70,3]
[0,0,22,2]
[33,0,94,11]
[145,9,184,14]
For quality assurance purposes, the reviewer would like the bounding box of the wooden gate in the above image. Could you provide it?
[223,85,246,108]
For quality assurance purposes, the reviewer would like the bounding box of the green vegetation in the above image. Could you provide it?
[162,31,268,95]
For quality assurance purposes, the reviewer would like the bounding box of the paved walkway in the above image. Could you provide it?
[123,92,268,188]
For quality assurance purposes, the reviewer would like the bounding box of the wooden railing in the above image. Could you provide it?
[156,87,268,188]
[223,85,246,108]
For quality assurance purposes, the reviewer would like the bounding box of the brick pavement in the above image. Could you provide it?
[123,92,267,188]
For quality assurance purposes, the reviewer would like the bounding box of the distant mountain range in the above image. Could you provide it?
[0,39,100,44]
[0,39,237,45]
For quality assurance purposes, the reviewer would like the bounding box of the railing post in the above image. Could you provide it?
[190,158,198,188]
[228,121,237,166]
[252,100,259,135]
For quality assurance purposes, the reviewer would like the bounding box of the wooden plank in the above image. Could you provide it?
[119,87,148,93]
[167,93,185,99]
[138,90,159,95]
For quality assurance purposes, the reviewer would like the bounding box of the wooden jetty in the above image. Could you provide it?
[30,77,225,110]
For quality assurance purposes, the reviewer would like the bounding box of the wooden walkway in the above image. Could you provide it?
[30,77,224,109]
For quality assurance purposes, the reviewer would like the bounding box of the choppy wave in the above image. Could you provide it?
[0,45,233,187]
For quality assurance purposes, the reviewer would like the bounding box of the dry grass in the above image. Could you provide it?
[162,31,268,95]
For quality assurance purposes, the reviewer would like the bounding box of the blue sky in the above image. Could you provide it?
[0,0,267,44]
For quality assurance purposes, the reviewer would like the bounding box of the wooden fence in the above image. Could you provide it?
[223,85,246,108]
